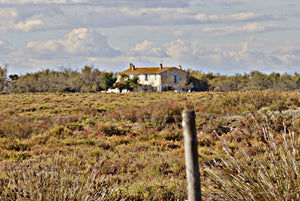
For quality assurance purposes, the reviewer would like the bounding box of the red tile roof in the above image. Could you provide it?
[120,67,175,75]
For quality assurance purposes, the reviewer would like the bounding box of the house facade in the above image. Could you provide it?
[118,63,188,91]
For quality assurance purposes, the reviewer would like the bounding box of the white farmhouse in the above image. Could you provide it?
[118,63,188,91]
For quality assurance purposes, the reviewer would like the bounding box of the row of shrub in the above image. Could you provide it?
[1,65,300,93]
[188,70,300,91]
[2,66,117,93]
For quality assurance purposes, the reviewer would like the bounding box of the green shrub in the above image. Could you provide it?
[50,125,72,138]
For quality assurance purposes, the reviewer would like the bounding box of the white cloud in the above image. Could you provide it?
[27,28,120,59]
[99,36,298,74]
[133,40,167,57]
[0,8,18,32]
[0,0,192,7]
[6,36,300,75]
[193,0,243,6]
[195,12,280,23]
[210,0,243,5]
[164,39,193,59]
[0,0,73,4]
[14,19,43,32]
[0,3,282,33]
[147,38,299,74]
[202,23,294,36]
[27,40,63,55]
[268,44,300,67]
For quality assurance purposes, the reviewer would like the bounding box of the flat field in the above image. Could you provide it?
[0,90,299,200]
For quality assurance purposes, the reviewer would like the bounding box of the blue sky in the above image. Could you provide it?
[0,0,299,75]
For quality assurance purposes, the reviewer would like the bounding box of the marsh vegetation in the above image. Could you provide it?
[0,90,299,200]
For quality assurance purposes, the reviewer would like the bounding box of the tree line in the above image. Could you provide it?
[0,65,299,93]
[1,66,117,93]
[187,70,300,91]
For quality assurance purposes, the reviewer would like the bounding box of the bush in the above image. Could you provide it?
[0,156,124,201]
[203,119,300,200]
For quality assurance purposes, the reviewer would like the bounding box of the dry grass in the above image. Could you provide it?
[203,114,300,200]
[0,155,123,201]
[0,90,299,200]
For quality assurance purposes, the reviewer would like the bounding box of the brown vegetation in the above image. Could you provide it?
[0,90,299,200]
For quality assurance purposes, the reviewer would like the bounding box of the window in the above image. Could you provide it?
[172,75,179,83]
[144,74,148,81]
[154,74,157,80]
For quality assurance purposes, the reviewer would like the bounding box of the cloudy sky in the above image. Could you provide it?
[0,0,299,75]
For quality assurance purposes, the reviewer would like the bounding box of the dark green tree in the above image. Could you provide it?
[100,72,116,91]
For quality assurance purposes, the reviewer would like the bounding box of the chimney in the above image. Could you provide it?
[159,63,163,69]
[178,65,182,70]
[129,63,135,70]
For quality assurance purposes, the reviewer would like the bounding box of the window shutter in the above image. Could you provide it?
[176,75,179,83]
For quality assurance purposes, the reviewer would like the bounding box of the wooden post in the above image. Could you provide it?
[182,110,201,201]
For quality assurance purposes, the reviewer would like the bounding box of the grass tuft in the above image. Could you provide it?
[203,116,300,201]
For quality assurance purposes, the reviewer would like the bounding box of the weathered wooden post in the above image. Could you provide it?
[182,110,201,201]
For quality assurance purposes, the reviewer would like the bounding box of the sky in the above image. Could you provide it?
[0,0,300,75]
